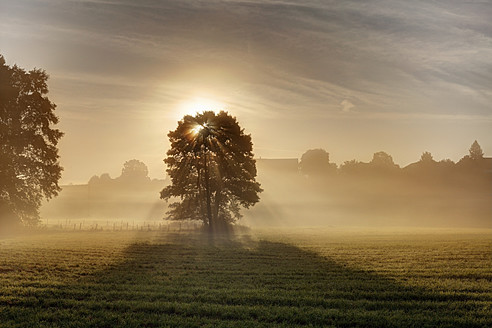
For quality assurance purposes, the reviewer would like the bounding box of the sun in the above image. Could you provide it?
[177,97,225,119]
[189,124,203,136]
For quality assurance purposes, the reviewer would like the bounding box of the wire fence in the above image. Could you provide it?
[41,219,201,232]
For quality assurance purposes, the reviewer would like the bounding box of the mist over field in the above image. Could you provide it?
[250,160,491,228]
[40,152,491,230]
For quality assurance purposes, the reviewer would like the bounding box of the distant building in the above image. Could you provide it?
[484,158,492,174]
[255,158,299,174]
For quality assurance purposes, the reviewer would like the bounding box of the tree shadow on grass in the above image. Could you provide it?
[4,232,491,327]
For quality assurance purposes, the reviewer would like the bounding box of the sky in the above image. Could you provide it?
[1,0,491,184]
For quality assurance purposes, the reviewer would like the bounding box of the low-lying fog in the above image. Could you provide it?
[41,159,491,230]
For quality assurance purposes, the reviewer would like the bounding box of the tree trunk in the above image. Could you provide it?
[197,160,206,224]
[203,152,213,233]
[213,191,222,231]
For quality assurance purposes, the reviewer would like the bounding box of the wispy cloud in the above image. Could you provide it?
[2,0,491,182]
[340,100,355,113]
[3,0,491,117]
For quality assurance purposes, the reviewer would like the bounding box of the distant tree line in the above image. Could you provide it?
[89,159,154,187]
[41,160,167,221]
[261,140,491,228]
[299,141,490,185]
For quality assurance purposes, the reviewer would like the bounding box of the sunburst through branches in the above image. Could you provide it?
[161,111,262,234]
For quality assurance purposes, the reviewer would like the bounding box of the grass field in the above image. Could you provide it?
[0,228,491,327]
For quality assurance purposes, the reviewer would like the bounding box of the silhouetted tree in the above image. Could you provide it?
[161,111,262,233]
[88,173,113,187]
[119,159,150,183]
[368,151,400,177]
[439,159,455,166]
[0,55,63,227]
[88,175,101,185]
[403,151,439,181]
[469,140,484,161]
[339,159,367,175]
[371,151,398,168]
[457,140,488,180]
[100,173,112,182]
[420,151,434,163]
[436,159,456,178]
[299,149,337,176]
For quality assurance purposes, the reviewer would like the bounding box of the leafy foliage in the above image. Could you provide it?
[0,55,63,226]
[457,140,488,172]
[120,159,150,182]
[299,148,336,176]
[370,151,398,168]
[420,151,434,163]
[161,111,262,231]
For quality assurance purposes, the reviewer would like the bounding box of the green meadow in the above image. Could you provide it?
[0,229,491,327]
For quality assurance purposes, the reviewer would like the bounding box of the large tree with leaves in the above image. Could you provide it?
[161,111,262,233]
[0,55,63,228]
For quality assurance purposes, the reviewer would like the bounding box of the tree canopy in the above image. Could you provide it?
[420,151,434,163]
[160,111,262,233]
[469,140,484,161]
[299,148,336,176]
[371,151,398,168]
[0,55,63,227]
[120,159,150,183]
